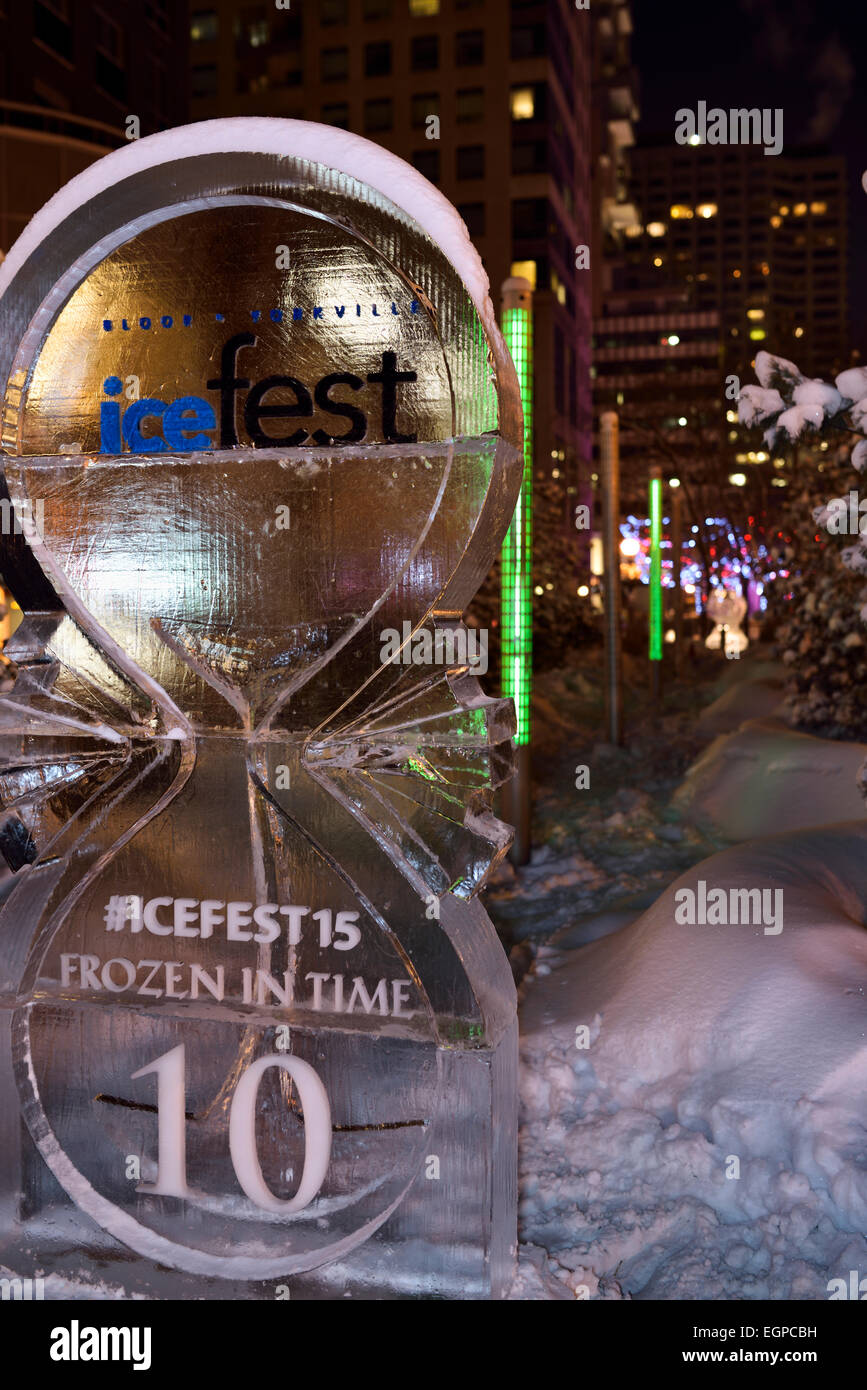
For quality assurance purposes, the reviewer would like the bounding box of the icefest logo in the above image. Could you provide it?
[98,339,421,454]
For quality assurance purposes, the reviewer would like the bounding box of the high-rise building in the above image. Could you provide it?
[188,0,593,536]
[0,1,189,256]
[591,137,848,508]
[623,141,848,383]
[590,0,640,317]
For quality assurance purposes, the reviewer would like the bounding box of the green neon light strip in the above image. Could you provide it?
[649,475,663,662]
[500,304,533,745]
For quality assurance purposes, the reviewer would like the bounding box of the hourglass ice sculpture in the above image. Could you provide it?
[0,120,523,1299]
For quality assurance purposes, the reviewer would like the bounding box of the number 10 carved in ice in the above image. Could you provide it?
[132,1046,332,1214]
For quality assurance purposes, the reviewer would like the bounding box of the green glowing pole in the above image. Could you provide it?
[649,466,663,702]
[500,277,533,864]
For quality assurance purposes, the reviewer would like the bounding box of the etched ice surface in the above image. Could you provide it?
[0,125,522,1297]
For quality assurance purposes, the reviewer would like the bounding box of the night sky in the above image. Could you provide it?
[632,0,867,354]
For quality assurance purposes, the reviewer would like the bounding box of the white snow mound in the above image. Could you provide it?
[518,823,867,1299]
[674,718,867,840]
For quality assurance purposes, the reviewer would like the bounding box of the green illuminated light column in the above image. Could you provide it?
[649,466,663,701]
[500,276,533,864]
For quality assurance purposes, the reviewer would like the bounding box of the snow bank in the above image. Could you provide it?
[517,823,867,1298]
[696,678,787,736]
[0,118,496,340]
[673,718,867,841]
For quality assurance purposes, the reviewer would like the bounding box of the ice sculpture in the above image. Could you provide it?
[705,588,749,657]
[0,121,523,1298]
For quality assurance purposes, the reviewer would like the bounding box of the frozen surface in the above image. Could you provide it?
[512,823,867,1299]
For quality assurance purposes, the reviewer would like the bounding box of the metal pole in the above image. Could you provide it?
[648,465,663,706]
[600,411,622,745]
[671,485,684,676]
[500,276,533,864]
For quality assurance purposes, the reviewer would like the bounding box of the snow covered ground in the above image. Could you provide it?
[503,653,867,1301]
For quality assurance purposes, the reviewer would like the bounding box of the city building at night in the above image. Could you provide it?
[623,140,848,384]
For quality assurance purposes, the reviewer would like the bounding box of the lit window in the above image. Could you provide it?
[653,256,663,267]
[696,202,717,218]
[760,262,770,275]
[510,259,536,290]
[669,204,694,219]
[190,10,217,42]
[550,269,566,305]
[510,87,534,120]
[770,215,782,228]
[793,202,807,216]
[726,410,737,423]
[749,328,766,340]
[746,308,764,320]
[810,200,828,215]
[794,326,804,338]
[624,224,643,238]
[409,0,440,12]
[732,268,741,278]
[729,474,747,487]
[647,221,666,237]
[248,19,269,46]
[778,205,790,215]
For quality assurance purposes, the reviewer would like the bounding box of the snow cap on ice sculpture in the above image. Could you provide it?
[0,119,523,1297]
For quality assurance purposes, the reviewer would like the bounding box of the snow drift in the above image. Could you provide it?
[673,718,867,841]
[516,822,867,1298]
